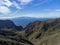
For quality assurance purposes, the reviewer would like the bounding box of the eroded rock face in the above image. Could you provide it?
[22,18,60,45]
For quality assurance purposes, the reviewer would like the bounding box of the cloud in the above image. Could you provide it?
[0,0,13,7]
[0,0,33,14]
[3,0,13,7]
[56,9,60,12]
[34,0,48,6]
[0,16,20,19]
[43,12,60,18]
[19,11,60,18]
[1,0,59,19]
[18,0,32,5]
[0,0,12,14]
[0,11,60,19]
[12,1,22,9]
[0,6,11,14]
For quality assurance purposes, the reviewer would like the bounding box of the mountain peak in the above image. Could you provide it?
[0,20,15,28]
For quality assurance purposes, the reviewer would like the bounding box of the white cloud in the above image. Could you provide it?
[18,0,33,5]
[56,9,60,12]
[19,11,60,18]
[0,11,60,19]
[0,6,11,14]
[0,0,33,14]
[34,0,48,6]
[4,0,13,7]
[42,12,60,18]
[0,0,13,7]
[0,16,19,19]
[0,0,59,19]
[12,1,22,9]
[0,0,12,14]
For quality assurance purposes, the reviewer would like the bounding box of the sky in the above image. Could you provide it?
[0,0,60,19]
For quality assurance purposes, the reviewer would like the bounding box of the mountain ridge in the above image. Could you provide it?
[0,18,59,45]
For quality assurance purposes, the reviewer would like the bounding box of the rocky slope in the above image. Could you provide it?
[17,18,60,45]
[0,18,60,45]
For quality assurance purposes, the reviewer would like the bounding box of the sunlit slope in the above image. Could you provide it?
[18,18,60,45]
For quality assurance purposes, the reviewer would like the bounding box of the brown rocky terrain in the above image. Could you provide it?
[0,18,60,45]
